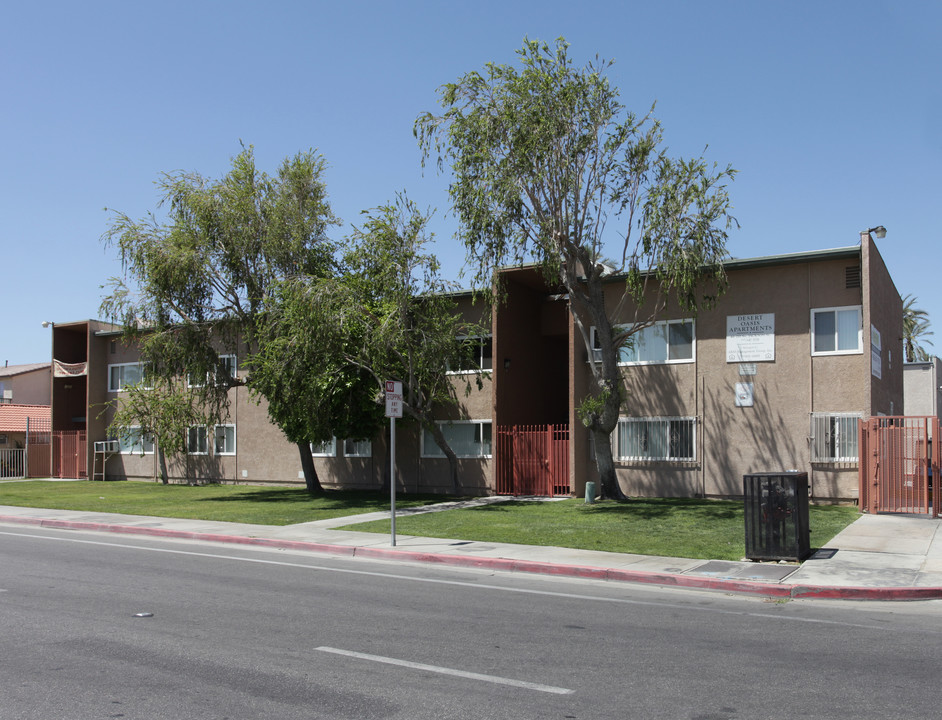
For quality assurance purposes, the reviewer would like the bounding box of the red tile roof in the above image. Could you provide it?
[0,404,51,432]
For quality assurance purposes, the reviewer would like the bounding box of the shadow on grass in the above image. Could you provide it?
[470,497,742,520]
[192,488,456,510]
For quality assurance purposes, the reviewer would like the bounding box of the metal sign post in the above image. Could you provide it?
[384,381,403,546]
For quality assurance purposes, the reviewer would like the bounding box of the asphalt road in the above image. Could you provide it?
[2,524,942,720]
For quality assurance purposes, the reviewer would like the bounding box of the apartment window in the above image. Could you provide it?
[189,354,238,388]
[810,413,861,462]
[343,438,372,458]
[214,425,236,455]
[118,426,154,455]
[187,426,208,455]
[592,320,694,365]
[422,421,492,458]
[108,362,147,392]
[447,336,493,373]
[615,417,697,461]
[310,438,337,457]
[812,306,862,355]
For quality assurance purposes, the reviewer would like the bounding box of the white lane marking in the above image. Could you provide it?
[1,528,937,634]
[315,646,573,695]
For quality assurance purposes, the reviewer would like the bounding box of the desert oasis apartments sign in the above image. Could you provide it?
[726,313,775,363]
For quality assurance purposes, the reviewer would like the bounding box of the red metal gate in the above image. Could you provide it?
[53,431,87,479]
[495,424,570,497]
[859,417,940,516]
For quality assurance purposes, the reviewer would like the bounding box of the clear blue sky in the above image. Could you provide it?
[2,0,939,366]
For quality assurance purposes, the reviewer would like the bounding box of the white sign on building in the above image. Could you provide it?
[735,382,754,407]
[727,313,775,363]
[871,325,882,379]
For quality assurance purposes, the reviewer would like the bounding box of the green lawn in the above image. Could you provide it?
[0,480,448,526]
[342,497,860,561]
[0,481,860,560]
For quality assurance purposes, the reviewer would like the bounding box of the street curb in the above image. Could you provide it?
[4,514,942,601]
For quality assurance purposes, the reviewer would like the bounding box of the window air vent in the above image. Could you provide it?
[845,265,861,289]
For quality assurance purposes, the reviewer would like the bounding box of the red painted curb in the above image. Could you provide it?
[3,514,942,601]
[0,515,357,557]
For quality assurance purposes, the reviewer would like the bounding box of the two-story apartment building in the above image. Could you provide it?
[48,232,901,503]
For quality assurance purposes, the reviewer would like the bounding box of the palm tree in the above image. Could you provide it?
[903,294,934,362]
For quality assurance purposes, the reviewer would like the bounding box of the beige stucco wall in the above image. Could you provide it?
[863,234,904,417]
[7,368,51,406]
[95,293,495,494]
[904,360,941,418]
[568,244,900,503]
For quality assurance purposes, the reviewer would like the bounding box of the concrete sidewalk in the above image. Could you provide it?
[2,501,941,601]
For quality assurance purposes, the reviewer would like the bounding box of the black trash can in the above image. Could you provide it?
[743,472,810,561]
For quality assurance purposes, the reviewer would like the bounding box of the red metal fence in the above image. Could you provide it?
[495,424,570,497]
[53,431,87,479]
[26,416,51,478]
[859,416,940,516]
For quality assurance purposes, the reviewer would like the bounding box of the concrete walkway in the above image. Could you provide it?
[2,500,941,601]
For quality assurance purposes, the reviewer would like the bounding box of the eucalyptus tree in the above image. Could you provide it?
[415,38,737,499]
[104,377,207,485]
[101,146,340,489]
[276,194,486,491]
[248,277,384,491]
[347,195,488,490]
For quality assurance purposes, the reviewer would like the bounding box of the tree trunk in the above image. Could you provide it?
[297,441,324,494]
[568,268,627,500]
[596,374,627,500]
[592,424,626,500]
[157,446,169,485]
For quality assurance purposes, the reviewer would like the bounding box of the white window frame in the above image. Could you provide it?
[310,438,337,457]
[811,306,863,356]
[118,426,155,455]
[217,354,238,384]
[108,362,148,392]
[343,438,372,458]
[810,412,862,462]
[188,354,238,388]
[187,426,208,455]
[591,320,695,366]
[421,420,492,458]
[614,417,697,462]
[447,336,493,374]
[214,424,236,456]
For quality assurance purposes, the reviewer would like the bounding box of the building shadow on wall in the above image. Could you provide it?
[705,381,801,497]
[170,455,225,485]
[618,365,695,497]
